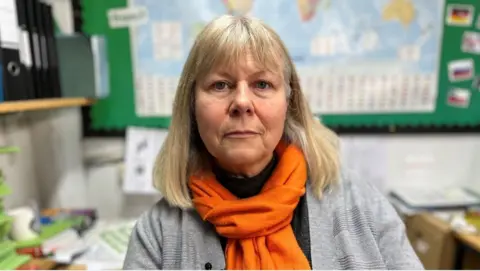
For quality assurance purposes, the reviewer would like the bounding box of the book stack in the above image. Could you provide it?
[0,147,31,269]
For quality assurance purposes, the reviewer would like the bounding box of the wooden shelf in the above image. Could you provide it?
[0,98,94,114]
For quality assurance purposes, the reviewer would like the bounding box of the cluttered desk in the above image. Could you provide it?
[1,204,133,270]
[390,186,480,269]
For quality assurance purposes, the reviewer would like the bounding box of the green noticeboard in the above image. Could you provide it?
[83,0,172,129]
[83,0,480,130]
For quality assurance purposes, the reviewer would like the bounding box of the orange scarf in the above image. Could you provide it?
[189,143,311,270]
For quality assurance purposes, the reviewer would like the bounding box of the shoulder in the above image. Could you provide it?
[308,169,403,247]
[322,169,393,214]
[310,170,423,269]
[128,199,186,253]
[124,199,200,269]
[322,169,403,231]
[133,198,204,238]
[134,199,174,234]
[307,169,401,239]
[125,198,224,269]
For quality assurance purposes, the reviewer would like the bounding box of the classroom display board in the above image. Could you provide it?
[83,0,480,129]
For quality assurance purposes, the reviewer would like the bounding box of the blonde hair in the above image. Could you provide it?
[154,15,340,209]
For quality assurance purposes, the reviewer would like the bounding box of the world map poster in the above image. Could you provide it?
[127,0,445,117]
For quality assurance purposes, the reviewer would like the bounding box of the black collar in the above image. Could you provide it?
[212,154,278,199]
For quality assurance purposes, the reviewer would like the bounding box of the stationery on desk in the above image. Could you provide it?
[9,207,133,270]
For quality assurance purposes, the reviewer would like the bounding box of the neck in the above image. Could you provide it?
[215,153,273,177]
[213,154,278,199]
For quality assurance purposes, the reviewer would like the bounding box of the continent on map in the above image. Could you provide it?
[382,0,415,27]
[297,0,321,21]
[223,0,253,15]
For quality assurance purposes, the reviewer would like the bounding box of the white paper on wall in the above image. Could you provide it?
[123,126,167,194]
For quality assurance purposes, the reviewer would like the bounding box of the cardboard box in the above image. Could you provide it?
[405,213,457,270]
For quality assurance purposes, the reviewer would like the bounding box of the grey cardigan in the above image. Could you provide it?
[123,173,423,270]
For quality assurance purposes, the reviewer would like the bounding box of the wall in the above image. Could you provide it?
[0,113,39,209]
[340,134,480,193]
[0,107,87,210]
[28,107,88,208]
[0,107,154,218]
[469,142,480,195]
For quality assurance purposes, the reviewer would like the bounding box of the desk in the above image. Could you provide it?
[454,231,480,269]
[19,258,57,270]
[64,264,87,270]
[455,232,480,252]
[18,258,86,270]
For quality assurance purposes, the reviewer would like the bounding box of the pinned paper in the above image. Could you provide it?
[462,31,480,54]
[108,6,148,28]
[448,59,474,82]
[446,4,474,26]
[123,127,167,194]
[447,88,471,108]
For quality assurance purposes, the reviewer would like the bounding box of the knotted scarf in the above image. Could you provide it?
[189,143,311,270]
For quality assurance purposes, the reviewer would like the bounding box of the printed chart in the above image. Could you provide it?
[127,0,445,116]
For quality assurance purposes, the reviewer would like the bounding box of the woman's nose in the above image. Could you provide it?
[228,81,254,117]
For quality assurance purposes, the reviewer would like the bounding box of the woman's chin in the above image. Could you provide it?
[219,148,265,167]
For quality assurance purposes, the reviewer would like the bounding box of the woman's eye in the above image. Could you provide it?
[213,81,228,91]
[255,81,271,90]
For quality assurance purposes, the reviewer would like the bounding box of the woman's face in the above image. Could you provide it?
[195,56,288,176]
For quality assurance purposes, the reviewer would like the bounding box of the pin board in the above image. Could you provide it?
[82,0,480,130]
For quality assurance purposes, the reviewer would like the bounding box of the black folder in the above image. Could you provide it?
[0,46,28,101]
[72,0,84,33]
[0,0,31,101]
[32,0,50,98]
[42,3,62,97]
[25,0,43,98]
[15,0,36,99]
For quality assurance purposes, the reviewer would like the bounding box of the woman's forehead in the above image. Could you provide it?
[209,56,283,76]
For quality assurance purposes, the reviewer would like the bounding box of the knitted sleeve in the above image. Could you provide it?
[123,204,163,269]
[350,177,425,270]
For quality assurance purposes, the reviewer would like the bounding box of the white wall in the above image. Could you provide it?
[0,113,39,209]
[468,142,480,195]
[0,108,87,210]
[28,108,88,208]
[340,134,480,193]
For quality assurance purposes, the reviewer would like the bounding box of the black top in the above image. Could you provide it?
[212,154,312,266]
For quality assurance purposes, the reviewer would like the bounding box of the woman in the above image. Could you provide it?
[123,15,422,270]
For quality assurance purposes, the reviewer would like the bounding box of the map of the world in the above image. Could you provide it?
[128,0,445,116]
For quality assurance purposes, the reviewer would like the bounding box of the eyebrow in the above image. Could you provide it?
[212,70,281,80]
